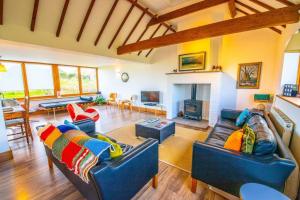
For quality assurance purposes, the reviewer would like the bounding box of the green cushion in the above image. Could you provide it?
[242,125,256,154]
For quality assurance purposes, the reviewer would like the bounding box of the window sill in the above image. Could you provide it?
[276,95,300,108]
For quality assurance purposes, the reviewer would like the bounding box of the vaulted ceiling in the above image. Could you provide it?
[0,0,299,63]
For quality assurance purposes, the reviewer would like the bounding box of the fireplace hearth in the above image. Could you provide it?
[184,84,202,120]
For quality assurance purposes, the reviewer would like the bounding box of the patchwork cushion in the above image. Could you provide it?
[241,125,255,154]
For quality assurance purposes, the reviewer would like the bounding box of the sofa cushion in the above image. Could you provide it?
[246,115,277,156]
[236,108,250,126]
[241,125,256,154]
[205,126,233,147]
[224,129,243,151]
[216,118,241,130]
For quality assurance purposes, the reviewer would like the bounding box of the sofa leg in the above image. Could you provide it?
[48,156,53,169]
[152,175,158,189]
[191,178,197,193]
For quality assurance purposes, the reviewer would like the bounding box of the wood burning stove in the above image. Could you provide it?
[184,84,202,120]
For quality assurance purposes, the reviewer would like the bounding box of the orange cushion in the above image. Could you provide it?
[224,129,244,151]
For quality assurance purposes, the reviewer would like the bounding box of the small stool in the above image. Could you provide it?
[240,183,290,200]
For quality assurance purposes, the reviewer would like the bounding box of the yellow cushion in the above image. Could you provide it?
[224,129,243,152]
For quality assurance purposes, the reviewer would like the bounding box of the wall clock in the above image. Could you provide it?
[121,72,129,82]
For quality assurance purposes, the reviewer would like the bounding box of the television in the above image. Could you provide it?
[141,91,160,104]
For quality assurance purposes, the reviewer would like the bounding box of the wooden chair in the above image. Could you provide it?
[107,93,118,108]
[5,96,33,143]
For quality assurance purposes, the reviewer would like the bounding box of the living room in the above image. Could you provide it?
[0,0,300,199]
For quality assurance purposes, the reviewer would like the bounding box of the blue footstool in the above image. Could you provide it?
[240,183,290,200]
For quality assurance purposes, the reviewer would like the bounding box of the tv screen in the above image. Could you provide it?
[141,91,160,103]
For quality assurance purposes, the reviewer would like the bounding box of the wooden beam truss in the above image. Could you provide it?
[94,0,119,46]
[148,0,229,26]
[76,0,96,42]
[56,0,70,37]
[236,0,282,33]
[138,23,162,55]
[117,6,300,55]
[108,0,136,49]
[122,8,148,46]
[228,0,236,18]
[0,0,3,25]
[145,26,171,57]
[30,0,40,31]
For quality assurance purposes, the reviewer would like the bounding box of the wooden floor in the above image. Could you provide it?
[0,106,225,200]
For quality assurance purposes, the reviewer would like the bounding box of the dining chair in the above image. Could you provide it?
[5,96,33,144]
[107,93,118,108]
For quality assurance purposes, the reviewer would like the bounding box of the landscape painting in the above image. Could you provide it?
[178,52,206,71]
[237,62,262,89]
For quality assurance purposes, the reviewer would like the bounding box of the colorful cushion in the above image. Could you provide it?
[64,120,80,130]
[236,108,250,126]
[224,129,243,151]
[84,139,111,161]
[241,125,256,154]
[97,134,123,158]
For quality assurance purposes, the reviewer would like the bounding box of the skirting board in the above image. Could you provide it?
[0,148,13,163]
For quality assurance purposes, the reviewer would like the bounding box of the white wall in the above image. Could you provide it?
[98,46,177,105]
[280,53,299,87]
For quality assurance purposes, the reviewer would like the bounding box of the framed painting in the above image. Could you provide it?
[237,62,262,89]
[178,52,206,71]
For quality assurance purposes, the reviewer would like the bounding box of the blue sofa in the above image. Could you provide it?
[191,109,296,197]
[44,120,159,200]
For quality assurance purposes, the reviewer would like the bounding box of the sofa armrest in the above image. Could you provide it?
[221,109,242,121]
[89,139,159,200]
[192,141,295,197]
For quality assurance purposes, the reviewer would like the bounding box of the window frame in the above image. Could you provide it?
[297,56,300,94]
[0,59,99,100]
[80,67,99,94]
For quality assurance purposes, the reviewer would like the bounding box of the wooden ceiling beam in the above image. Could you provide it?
[76,0,96,42]
[122,8,148,46]
[236,0,283,32]
[56,0,70,37]
[275,0,295,6]
[117,6,300,55]
[0,0,3,25]
[249,0,274,10]
[94,0,119,46]
[249,0,286,28]
[125,0,176,32]
[138,23,162,55]
[30,0,40,31]
[108,0,136,49]
[228,0,237,18]
[236,7,281,34]
[148,0,229,26]
[145,26,171,58]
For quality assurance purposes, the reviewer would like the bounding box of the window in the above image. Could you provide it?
[26,64,54,97]
[0,62,25,98]
[81,68,97,93]
[58,66,79,95]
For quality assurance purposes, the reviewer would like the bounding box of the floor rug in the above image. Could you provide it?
[106,124,208,172]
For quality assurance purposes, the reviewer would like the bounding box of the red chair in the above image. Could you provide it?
[66,103,100,122]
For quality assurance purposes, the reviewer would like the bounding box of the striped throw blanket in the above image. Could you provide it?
[38,124,111,183]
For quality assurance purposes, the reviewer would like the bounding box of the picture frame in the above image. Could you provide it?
[178,52,206,71]
[237,62,262,89]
